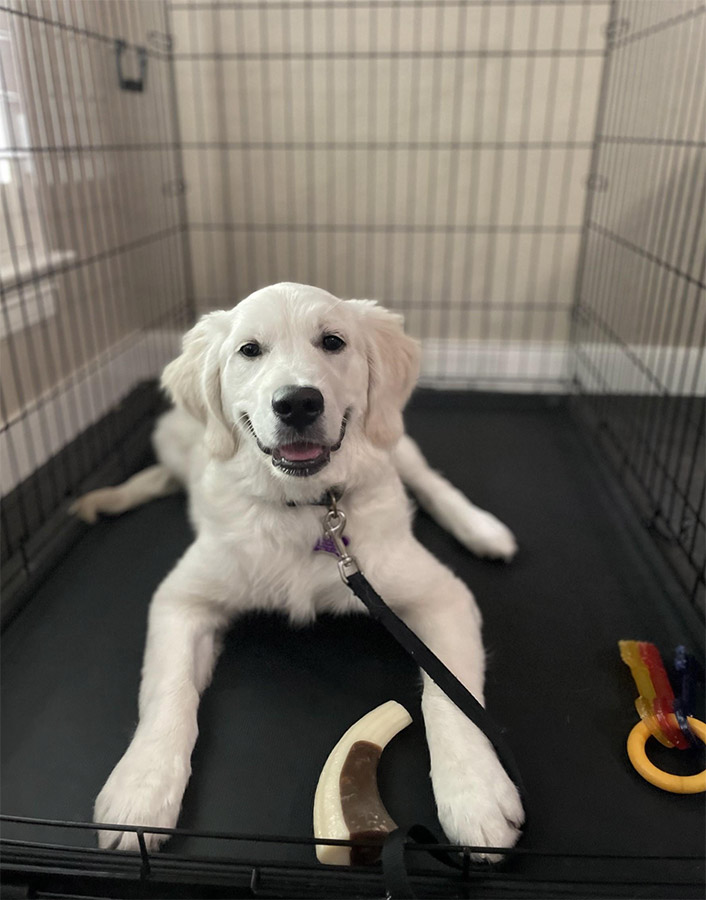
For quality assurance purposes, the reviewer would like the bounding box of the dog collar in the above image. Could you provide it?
[286,485,344,508]
[314,534,350,556]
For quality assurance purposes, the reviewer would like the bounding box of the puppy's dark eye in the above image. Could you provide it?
[239,342,262,358]
[322,334,345,353]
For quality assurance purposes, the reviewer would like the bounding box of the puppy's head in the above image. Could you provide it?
[162,283,420,485]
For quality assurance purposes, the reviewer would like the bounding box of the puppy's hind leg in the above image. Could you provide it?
[393,435,517,560]
[70,464,181,524]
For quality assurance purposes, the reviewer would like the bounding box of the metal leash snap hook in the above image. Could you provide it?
[324,506,345,538]
[323,496,359,584]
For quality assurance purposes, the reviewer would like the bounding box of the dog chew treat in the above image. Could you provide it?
[314,700,412,866]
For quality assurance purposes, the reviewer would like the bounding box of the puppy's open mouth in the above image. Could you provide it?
[273,442,332,476]
[243,415,348,477]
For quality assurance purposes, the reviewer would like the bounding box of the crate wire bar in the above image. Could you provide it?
[572,1,705,613]
[1,812,704,899]
[0,1,704,898]
[0,0,193,613]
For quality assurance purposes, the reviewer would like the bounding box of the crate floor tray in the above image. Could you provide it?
[2,395,703,898]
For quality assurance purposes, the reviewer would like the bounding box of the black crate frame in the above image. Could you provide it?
[1,813,704,899]
[571,0,705,615]
[0,1,704,897]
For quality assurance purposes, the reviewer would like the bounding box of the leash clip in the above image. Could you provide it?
[323,494,359,584]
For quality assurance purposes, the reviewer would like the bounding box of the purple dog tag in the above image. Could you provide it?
[314,535,350,556]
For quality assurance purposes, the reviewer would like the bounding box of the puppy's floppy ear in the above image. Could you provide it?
[349,300,421,450]
[161,311,237,459]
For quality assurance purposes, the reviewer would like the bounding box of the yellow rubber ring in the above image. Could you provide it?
[627,715,706,793]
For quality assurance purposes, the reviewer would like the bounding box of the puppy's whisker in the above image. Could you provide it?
[237,413,256,439]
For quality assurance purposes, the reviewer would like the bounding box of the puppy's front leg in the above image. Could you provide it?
[370,543,524,858]
[94,546,229,851]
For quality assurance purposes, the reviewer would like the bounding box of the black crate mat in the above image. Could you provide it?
[1,396,704,898]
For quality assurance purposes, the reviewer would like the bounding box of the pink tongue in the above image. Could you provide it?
[279,442,324,461]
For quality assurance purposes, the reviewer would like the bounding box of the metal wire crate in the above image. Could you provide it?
[0,1,704,898]
[2,813,703,899]
[1,0,703,616]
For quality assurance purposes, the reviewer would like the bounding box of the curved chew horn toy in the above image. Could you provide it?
[313,700,412,865]
[619,640,705,794]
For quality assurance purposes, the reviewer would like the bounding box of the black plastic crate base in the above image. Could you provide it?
[1,394,703,899]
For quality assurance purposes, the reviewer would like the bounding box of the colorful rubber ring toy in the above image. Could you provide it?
[619,640,705,794]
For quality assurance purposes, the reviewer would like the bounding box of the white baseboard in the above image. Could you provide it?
[2,335,702,496]
[420,339,705,396]
[1,330,181,496]
[575,343,705,396]
[0,281,57,340]
[0,250,76,339]
[419,340,570,392]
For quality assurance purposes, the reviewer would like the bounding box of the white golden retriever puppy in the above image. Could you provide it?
[74,283,523,854]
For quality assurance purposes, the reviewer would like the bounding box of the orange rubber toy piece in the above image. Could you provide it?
[627,715,706,794]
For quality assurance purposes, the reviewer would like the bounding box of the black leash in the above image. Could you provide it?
[345,569,526,798]
[322,496,525,898]
[381,824,464,899]
[322,498,525,798]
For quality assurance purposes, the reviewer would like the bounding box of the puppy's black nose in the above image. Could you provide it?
[272,386,324,431]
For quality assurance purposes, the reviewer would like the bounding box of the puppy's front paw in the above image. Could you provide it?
[432,751,524,861]
[94,740,190,851]
[456,509,518,562]
[69,489,116,524]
